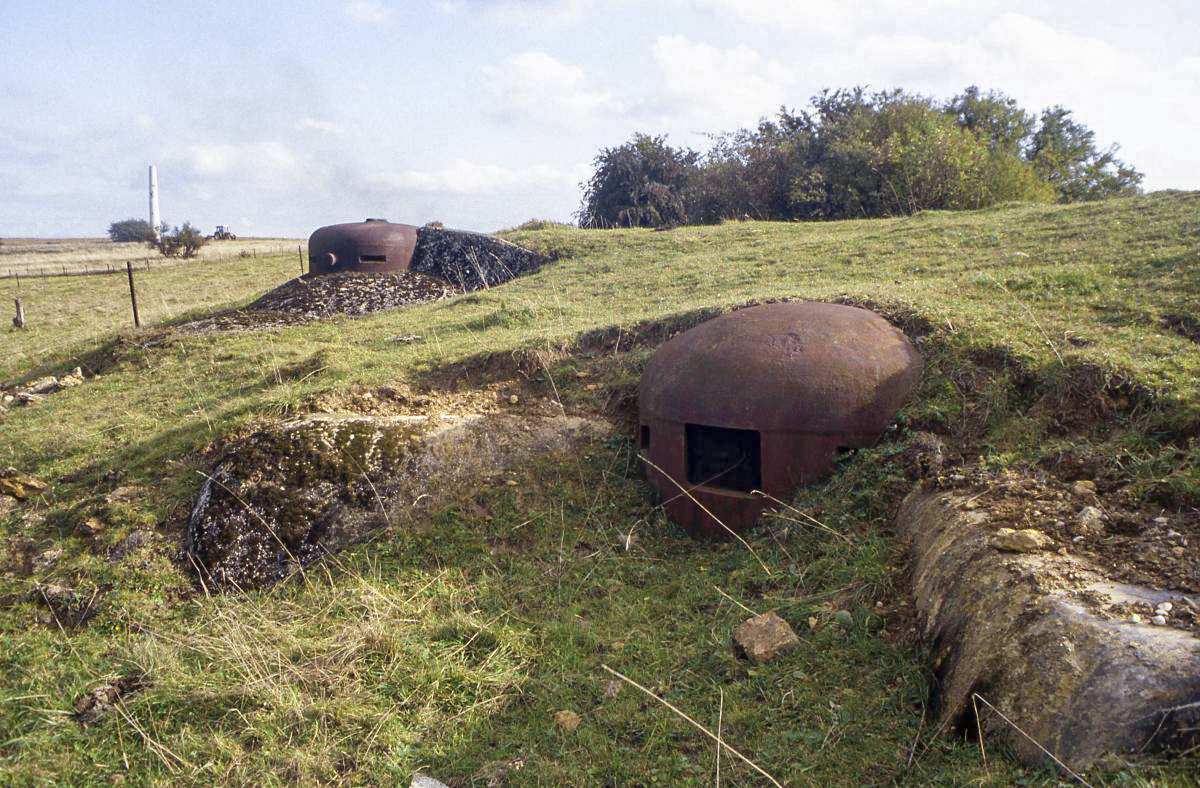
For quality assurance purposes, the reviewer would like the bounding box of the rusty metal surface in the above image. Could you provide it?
[308,219,418,275]
[641,302,922,435]
[639,302,922,538]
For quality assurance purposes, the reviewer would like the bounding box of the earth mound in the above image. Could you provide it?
[173,271,455,332]
[247,271,455,318]
[184,381,608,589]
[412,226,545,290]
[174,228,545,332]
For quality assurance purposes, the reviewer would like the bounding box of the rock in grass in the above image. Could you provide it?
[410,775,450,788]
[554,709,582,731]
[26,376,60,395]
[989,527,1053,553]
[734,611,800,664]
[0,467,49,500]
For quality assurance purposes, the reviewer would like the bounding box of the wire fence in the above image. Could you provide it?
[0,244,300,281]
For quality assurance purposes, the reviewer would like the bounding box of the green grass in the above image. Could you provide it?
[2,192,1200,785]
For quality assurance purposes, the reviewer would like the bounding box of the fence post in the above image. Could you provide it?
[126,261,141,328]
[298,244,305,276]
[13,297,25,329]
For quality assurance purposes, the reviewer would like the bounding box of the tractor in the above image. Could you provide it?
[211,225,237,241]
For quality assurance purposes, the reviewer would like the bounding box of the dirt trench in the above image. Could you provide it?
[184,379,610,590]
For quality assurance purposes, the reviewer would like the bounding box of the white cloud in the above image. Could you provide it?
[438,0,594,27]
[685,0,851,35]
[838,13,1143,101]
[649,35,794,129]
[483,51,618,126]
[812,12,1199,190]
[343,1,391,25]
[678,0,1000,36]
[371,159,588,194]
[184,141,300,188]
[295,117,345,135]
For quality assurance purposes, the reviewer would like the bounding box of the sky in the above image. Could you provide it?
[2,0,1198,237]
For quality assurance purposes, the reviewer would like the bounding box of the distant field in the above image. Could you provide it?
[0,236,304,278]
[0,251,300,381]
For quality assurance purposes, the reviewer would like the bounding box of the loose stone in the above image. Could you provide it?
[1074,506,1105,536]
[554,709,582,731]
[734,611,800,664]
[1071,480,1097,497]
[990,527,1053,553]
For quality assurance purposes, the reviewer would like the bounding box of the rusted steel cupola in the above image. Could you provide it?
[308,218,418,275]
[639,302,922,538]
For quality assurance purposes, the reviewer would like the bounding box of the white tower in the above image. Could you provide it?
[148,165,161,240]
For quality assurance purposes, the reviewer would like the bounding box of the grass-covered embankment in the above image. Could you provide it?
[1,192,1199,784]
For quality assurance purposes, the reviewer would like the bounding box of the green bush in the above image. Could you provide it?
[107,218,157,243]
[151,222,207,258]
[576,134,700,228]
[578,86,1140,228]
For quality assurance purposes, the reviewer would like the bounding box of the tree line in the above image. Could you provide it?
[577,86,1143,228]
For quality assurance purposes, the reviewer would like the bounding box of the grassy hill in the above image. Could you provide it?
[1,192,1198,784]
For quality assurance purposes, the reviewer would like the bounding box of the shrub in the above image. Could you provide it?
[576,134,700,228]
[151,223,207,258]
[1028,107,1143,202]
[577,85,1140,228]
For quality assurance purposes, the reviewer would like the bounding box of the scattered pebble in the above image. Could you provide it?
[33,547,62,572]
[1152,615,1168,626]
[1156,601,1174,613]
